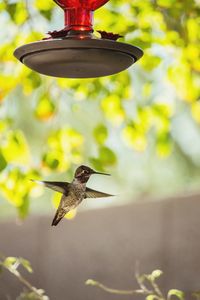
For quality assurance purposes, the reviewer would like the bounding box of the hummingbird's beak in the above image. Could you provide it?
[93,171,110,176]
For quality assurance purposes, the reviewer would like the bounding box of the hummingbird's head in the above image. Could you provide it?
[74,165,110,183]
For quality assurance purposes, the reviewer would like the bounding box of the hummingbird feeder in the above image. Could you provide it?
[14,0,143,78]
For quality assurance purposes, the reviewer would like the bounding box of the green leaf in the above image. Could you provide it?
[18,196,30,220]
[99,146,117,166]
[141,54,162,71]
[157,0,176,8]
[123,125,147,152]
[35,94,56,121]
[146,295,159,300]
[39,9,52,20]
[93,124,108,145]
[17,291,49,300]
[168,289,185,300]
[151,269,163,280]
[6,3,17,20]
[0,151,7,171]
[1,130,30,165]
[144,269,163,284]
[3,257,18,268]
[20,258,33,273]
[101,95,125,125]
[89,158,104,172]
[42,153,59,170]
[85,279,97,286]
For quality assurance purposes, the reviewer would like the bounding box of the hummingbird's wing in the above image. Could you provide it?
[85,187,114,198]
[31,180,70,194]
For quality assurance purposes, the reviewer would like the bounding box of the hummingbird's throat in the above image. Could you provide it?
[74,176,89,184]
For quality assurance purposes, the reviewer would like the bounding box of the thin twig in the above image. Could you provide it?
[135,262,153,294]
[10,268,43,299]
[151,280,165,300]
[0,258,44,299]
[86,280,145,295]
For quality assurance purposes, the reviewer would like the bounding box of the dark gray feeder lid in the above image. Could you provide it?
[14,38,143,78]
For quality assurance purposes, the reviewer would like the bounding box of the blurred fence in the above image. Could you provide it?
[0,193,200,299]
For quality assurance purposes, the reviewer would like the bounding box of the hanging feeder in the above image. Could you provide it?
[14,0,143,78]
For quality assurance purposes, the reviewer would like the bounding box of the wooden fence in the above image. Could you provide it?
[0,193,200,299]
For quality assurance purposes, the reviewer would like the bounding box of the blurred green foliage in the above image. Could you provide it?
[0,0,200,218]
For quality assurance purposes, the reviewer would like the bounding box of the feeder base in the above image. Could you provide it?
[14,38,143,78]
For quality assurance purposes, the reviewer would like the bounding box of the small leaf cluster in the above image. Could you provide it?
[86,269,200,300]
[0,256,49,300]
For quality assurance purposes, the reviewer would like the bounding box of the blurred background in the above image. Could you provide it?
[0,0,200,299]
[0,0,200,218]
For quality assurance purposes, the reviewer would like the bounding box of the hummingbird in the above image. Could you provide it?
[32,165,113,226]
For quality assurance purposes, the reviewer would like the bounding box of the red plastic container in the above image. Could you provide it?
[54,0,110,31]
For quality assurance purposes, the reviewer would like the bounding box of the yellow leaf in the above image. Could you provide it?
[191,102,200,123]
[65,209,77,220]
[122,126,147,152]
[52,193,77,220]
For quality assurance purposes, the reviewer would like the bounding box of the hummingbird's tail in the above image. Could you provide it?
[51,208,66,226]
[51,216,62,226]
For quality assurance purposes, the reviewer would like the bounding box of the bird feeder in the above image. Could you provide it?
[14,0,143,78]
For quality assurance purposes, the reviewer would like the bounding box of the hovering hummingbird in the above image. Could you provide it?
[32,165,113,226]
